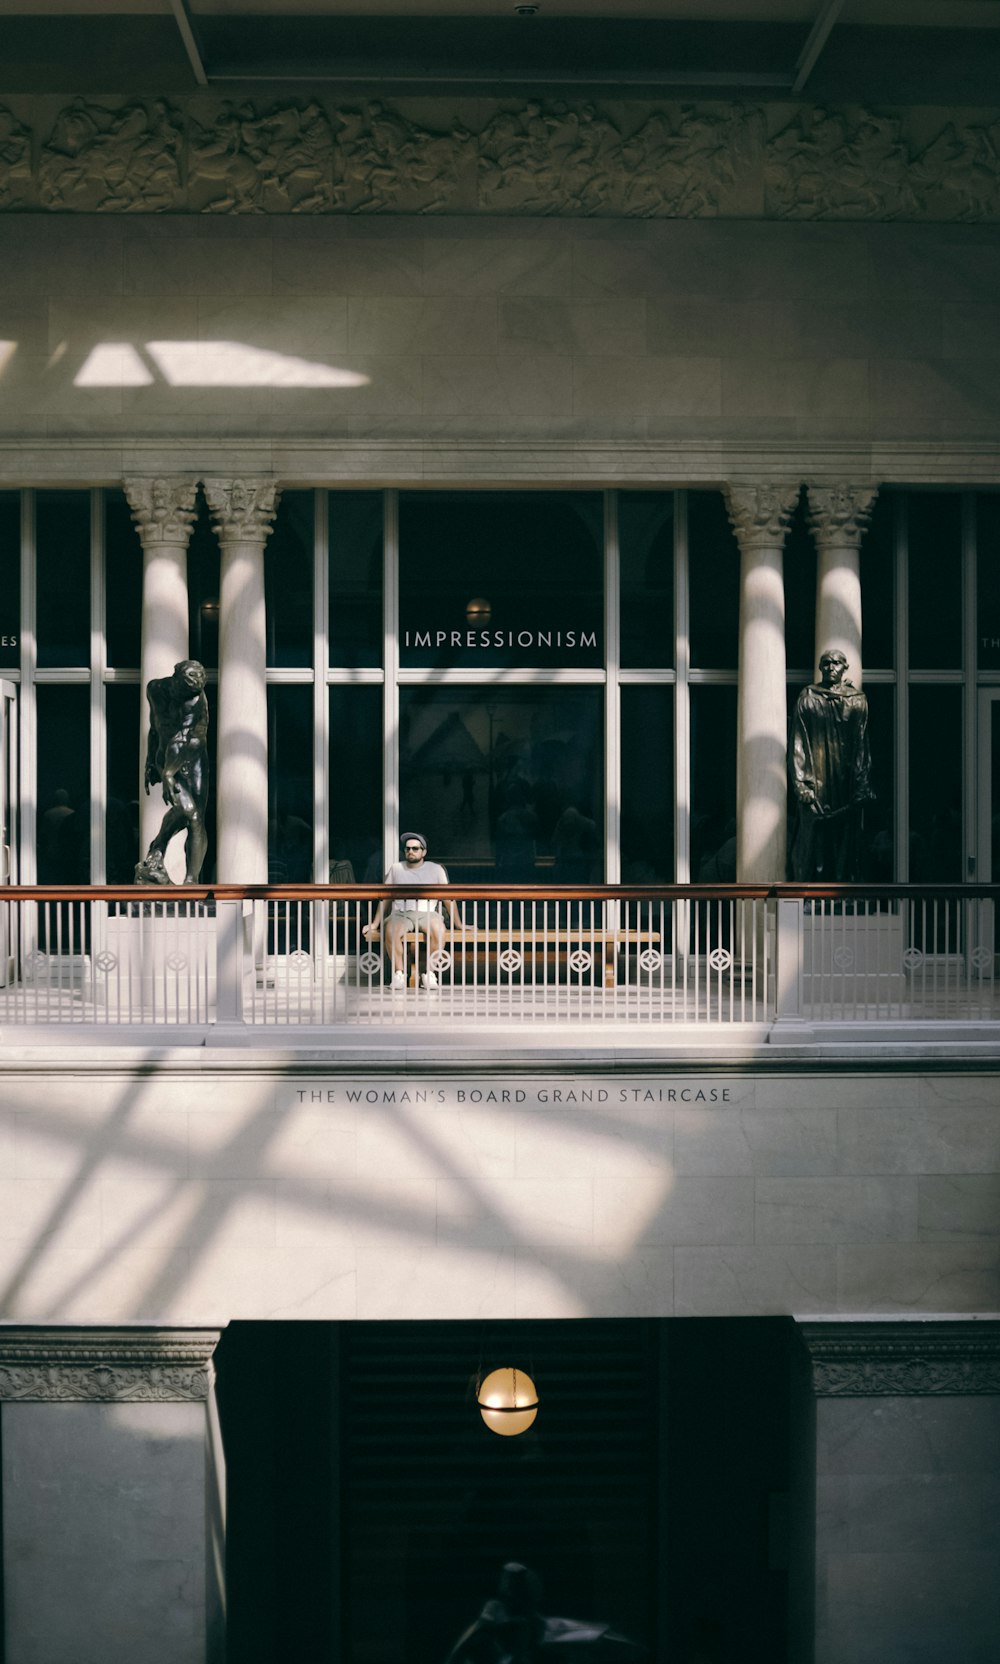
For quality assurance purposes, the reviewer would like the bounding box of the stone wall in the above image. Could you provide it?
[0,1063,996,1324]
[2,211,999,484]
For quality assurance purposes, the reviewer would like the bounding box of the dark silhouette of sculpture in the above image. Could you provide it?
[790,649,874,882]
[445,1563,643,1664]
[135,659,209,885]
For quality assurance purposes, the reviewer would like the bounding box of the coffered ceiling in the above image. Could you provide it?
[2,0,999,99]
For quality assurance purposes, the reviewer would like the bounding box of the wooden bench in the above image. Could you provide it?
[365,924,661,988]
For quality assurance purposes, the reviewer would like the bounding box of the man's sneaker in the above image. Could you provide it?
[392,969,406,989]
[421,970,439,989]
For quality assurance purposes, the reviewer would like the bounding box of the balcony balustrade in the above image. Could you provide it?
[0,884,996,1039]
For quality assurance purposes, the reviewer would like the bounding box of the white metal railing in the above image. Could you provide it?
[0,885,996,1032]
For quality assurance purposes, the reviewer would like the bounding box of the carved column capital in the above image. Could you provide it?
[123,476,198,548]
[798,1321,1000,1398]
[0,1327,221,1403]
[807,483,878,551]
[203,477,281,545]
[723,482,801,551]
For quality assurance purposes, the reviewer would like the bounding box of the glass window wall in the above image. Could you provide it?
[7,482,991,891]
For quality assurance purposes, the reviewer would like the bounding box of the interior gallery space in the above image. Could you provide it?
[0,3,999,1661]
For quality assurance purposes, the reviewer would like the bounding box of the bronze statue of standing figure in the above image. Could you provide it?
[135,659,209,885]
[790,649,874,883]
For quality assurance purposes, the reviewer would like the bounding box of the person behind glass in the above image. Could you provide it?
[362,832,459,989]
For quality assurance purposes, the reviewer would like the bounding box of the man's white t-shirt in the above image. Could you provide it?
[385,858,449,913]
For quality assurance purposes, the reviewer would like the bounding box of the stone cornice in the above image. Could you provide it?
[1,95,1000,222]
[202,477,281,545]
[123,475,199,549]
[2,441,1000,491]
[0,1327,220,1402]
[806,483,879,551]
[799,1322,1000,1397]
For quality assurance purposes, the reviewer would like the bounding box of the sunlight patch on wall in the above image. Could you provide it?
[147,340,369,388]
[0,341,17,377]
[74,343,154,387]
[73,340,371,389]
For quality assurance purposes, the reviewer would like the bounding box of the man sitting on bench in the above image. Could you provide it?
[362,832,459,989]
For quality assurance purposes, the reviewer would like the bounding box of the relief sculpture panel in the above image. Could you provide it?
[1,94,999,220]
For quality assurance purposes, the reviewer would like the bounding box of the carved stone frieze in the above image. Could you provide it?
[723,482,801,551]
[1,95,1000,220]
[0,1328,220,1402]
[124,475,199,548]
[203,476,281,544]
[806,483,879,551]
[799,1322,1000,1397]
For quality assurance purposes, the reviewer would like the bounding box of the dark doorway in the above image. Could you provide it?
[215,1317,793,1664]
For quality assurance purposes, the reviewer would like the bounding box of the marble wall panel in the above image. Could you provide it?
[674,1245,839,1316]
[1,214,999,454]
[813,1396,1000,1664]
[2,1400,211,1664]
[755,1176,918,1245]
[837,1242,1000,1313]
[0,1067,995,1321]
[917,1174,1000,1239]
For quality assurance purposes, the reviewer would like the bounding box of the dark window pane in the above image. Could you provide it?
[908,492,962,670]
[267,684,314,882]
[37,684,90,882]
[106,683,140,882]
[329,492,383,669]
[909,685,962,882]
[977,492,1000,671]
[187,496,220,672]
[860,489,895,672]
[399,686,603,883]
[105,489,142,669]
[619,492,673,669]
[329,685,383,882]
[689,491,739,671]
[266,491,313,669]
[621,686,674,881]
[784,490,816,677]
[861,682,895,882]
[399,493,603,669]
[690,685,737,880]
[37,490,90,668]
[0,491,19,670]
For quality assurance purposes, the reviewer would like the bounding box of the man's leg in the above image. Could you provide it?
[421,914,446,986]
[382,915,410,983]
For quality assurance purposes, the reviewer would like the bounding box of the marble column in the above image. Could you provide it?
[0,1326,225,1664]
[792,1322,1000,1664]
[124,475,198,881]
[202,478,280,884]
[724,483,800,883]
[807,483,878,686]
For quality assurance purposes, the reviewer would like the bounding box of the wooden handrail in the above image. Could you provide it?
[2,883,998,903]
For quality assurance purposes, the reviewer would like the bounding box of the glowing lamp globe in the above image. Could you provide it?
[477,1367,538,1436]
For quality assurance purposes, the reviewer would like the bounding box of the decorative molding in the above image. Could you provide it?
[202,477,281,544]
[723,482,801,551]
[0,96,999,220]
[124,475,199,548]
[0,1328,220,1402]
[806,484,879,551]
[799,1322,1000,1398]
[0,439,999,491]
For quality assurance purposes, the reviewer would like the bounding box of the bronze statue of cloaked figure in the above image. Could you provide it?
[445,1564,644,1664]
[790,649,874,883]
[135,659,209,885]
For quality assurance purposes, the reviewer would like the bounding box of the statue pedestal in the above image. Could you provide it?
[801,908,905,1007]
[97,904,217,1020]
